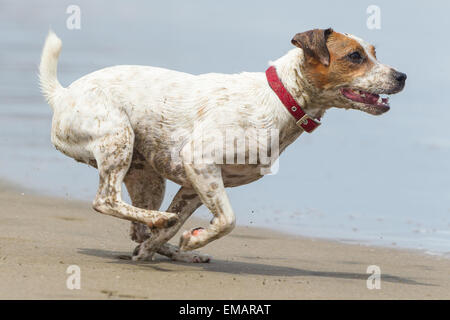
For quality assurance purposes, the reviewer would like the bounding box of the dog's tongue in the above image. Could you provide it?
[365,92,379,104]
[342,88,387,106]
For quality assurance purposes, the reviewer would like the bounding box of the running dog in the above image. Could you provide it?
[39,28,406,262]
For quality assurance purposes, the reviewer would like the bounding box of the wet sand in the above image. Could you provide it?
[0,181,449,299]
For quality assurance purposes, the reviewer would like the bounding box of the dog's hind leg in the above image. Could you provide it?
[132,186,210,263]
[91,124,178,228]
[124,151,166,243]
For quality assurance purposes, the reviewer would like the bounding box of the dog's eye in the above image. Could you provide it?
[347,51,363,63]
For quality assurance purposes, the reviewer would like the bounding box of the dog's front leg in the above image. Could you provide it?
[132,186,210,262]
[179,163,236,251]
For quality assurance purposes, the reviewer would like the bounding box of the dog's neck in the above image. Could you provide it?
[263,49,328,155]
[271,48,326,120]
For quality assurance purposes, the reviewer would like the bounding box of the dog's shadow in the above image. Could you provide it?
[78,248,433,287]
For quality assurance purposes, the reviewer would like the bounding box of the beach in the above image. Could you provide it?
[0,181,449,300]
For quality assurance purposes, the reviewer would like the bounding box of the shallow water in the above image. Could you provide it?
[1,0,449,256]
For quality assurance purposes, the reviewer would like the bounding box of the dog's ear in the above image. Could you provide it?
[291,28,333,66]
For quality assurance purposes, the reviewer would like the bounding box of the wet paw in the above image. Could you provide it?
[179,227,206,251]
[191,227,205,236]
[164,213,179,228]
[191,254,211,263]
[146,212,178,229]
[131,243,156,262]
[162,244,211,263]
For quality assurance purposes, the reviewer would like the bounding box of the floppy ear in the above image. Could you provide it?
[291,28,333,66]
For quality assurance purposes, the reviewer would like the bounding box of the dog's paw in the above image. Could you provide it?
[179,227,207,251]
[131,244,156,262]
[169,246,211,263]
[144,212,178,229]
[176,251,211,263]
[156,243,211,263]
[190,253,211,263]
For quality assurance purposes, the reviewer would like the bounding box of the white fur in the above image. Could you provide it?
[39,31,63,107]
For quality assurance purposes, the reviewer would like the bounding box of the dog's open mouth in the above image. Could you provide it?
[341,88,390,112]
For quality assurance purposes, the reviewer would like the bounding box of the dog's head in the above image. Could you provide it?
[291,28,406,115]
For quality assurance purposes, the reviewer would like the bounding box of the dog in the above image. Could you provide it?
[39,28,406,263]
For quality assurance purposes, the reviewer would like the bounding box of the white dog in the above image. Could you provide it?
[39,28,405,263]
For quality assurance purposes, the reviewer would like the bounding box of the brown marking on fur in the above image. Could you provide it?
[174,164,184,175]
[181,193,198,200]
[133,150,146,162]
[130,162,145,170]
[369,45,376,59]
[197,106,205,118]
[199,168,210,179]
[153,217,169,228]
[171,199,187,213]
[226,174,245,178]
[88,159,98,168]
[299,31,375,90]
[291,28,333,66]
[210,182,219,190]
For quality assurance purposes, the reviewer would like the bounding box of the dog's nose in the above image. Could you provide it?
[393,71,407,83]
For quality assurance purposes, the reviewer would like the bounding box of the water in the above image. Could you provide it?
[1,0,449,257]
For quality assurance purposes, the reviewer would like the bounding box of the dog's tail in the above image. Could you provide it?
[39,31,64,109]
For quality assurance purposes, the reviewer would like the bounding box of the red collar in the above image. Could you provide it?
[265,66,321,133]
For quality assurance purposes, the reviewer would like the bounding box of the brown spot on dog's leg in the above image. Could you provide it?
[153,215,178,228]
[210,182,219,190]
[181,193,198,200]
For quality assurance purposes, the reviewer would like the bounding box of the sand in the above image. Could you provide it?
[0,180,449,299]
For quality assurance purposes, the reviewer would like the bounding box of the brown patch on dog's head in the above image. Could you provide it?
[292,29,374,90]
[290,29,406,115]
[291,28,333,66]
[369,45,376,59]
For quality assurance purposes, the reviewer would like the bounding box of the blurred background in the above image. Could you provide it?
[0,0,449,255]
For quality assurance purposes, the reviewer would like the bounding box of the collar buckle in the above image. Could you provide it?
[266,66,321,134]
[296,114,320,133]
